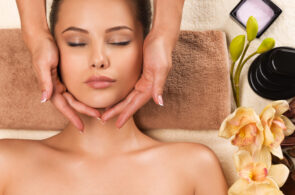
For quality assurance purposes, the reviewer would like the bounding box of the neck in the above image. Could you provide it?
[46,109,156,157]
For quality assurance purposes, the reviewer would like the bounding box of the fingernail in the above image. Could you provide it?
[98,118,105,125]
[41,91,48,103]
[158,95,164,106]
[96,117,103,124]
[116,120,123,129]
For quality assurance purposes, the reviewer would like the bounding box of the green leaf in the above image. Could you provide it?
[246,16,259,42]
[229,35,246,62]
[257,38,275,53]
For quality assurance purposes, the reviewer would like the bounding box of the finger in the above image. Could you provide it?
[116,91,151,129]
[51,92,84,131]
[51,68,68,94]
[62,92,101,118]
[105,104,116,111]
[152,64,171,106]
[36,62,55,102]
[101,90,138,121]
[110,73,153,126]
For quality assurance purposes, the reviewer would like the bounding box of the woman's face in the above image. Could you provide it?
[54,0,144,109]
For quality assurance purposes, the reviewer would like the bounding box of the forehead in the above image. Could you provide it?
[56,0,137,31]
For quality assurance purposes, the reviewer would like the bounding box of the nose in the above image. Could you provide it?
[90,43,110,69]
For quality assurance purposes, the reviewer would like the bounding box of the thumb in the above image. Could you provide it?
[40,66,54,103]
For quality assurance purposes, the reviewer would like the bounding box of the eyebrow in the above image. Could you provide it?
[62,25,133,34]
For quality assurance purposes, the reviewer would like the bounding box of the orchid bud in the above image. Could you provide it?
[246,16,259,42]
[257,38,275,54]
[229,35,245,62]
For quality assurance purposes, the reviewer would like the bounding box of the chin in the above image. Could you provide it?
[77,95,122,110]
[82,100,115,109]
[68,84,132,110]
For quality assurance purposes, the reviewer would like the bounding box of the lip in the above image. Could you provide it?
[85,75,116,89]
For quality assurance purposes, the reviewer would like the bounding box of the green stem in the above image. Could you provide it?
[232,40,251,108]
[234,41,251,83]
[234,51,258,107]
[230,61,238,108]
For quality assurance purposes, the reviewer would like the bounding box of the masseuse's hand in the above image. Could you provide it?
[26,32,101,132]
[101,32,173,128]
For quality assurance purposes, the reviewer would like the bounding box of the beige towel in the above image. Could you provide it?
[0,29,230,130]
[134,30,231,130]
[0,29,68,130]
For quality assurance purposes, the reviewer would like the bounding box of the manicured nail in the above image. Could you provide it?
[97,117,104,124]
[41,91,48,103]
[98,118,105,125]
[79,127,84,134]
[77,123,84,133]
[158,95,164,106]
[116,119,123,129]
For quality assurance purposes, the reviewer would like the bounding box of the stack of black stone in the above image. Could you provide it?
[248,47,295,100]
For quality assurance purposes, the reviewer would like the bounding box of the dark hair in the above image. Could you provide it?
[49,0,152,38]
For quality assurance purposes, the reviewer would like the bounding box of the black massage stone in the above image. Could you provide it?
[248,47,295,100]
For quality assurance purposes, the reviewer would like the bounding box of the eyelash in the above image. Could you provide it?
[67,41,131,47]
[67,43,86,47]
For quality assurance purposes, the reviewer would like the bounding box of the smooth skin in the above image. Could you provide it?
[0,0,228,194]
[0,139,228,195]
[15,0,185,132]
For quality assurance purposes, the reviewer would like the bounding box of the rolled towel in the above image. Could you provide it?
[0,29,231,131]
[134,30,231,130]
[0,29,68,130]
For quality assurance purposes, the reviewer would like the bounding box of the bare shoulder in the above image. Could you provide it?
[173,142,222,171]
[0,138,27,167]
[156,142,220,173]
[0,138,40,166]
[162,142,219,168]
[0,139,23,193]
[161,141,218,162]
[162,142,228,195]
[0,138,42,193]
[0,138,41,155]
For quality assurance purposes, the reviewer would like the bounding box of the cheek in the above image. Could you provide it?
[113,45,143,83]
[59,48,88,89]
[111,44,143,102]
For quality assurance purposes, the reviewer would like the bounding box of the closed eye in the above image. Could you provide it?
[67,42,86,47]
[67,41,131,47]
[110,41,130,46]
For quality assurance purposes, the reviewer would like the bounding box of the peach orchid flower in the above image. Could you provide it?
[219,107,264,155]
[259,100,295,159]
[228,148,289,195]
